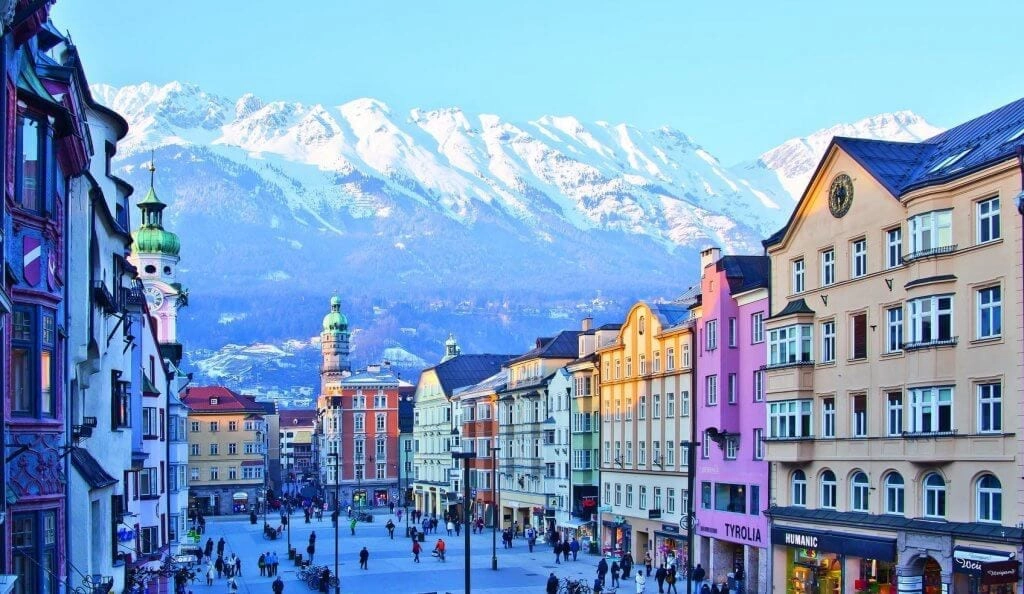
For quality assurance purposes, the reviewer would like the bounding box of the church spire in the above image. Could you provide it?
[132,153,180,256]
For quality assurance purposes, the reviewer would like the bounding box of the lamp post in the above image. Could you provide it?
[452,445,477,594]
[286,456,292,557]
[489,442,498,570]
[329,452,341,594]
[680,439,698,594]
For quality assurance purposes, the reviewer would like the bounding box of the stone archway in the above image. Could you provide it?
[898,554,948,594]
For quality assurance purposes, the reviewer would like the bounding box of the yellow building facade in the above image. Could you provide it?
[183,386,271,515]
[763,100,1024,594]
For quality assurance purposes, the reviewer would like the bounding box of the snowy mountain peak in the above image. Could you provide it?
[749,110,944,199]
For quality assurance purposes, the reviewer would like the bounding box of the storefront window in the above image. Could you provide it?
[854,558,896,593]
[787,548,841,594]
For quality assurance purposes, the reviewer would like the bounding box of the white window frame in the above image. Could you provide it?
[727,374,737,404]
[768,324,813,366]
[821,397,835,438]
[886,306,904,353]
[909,386,954,433]
[666,392,675,417]
[792,258,805,293]
[768,399,813,438]
[706,375,718,406]
[976,285,1002,340]
[728,318,738,347]
[884,473,905,515]
[852,394,867,438]
[821,249,835,287]
[907,295,954,345]
[977,196,1000,244]
[909,210,953,255]
[886,227,902,269]
[751,312,764,344]
[977,382,1002,433]
[792,471,807,507]
[923,473,946,518]
[821,321,836,364]
[886,392,903,437]
[976,474,1002,523]
[706,320,718,351]
[852,238,867,278]
[652,394,661,419]
[851,472,870,512]
[753,370,764,402]
[820,471,837,510]
[753,428,764,460]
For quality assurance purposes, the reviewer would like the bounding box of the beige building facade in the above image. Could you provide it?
[598,302,695,565]
[763,100,1024,594]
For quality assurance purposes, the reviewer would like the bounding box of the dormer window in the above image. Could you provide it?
[210,397,219,405]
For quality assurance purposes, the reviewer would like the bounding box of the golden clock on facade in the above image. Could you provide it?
[828,173,854,218]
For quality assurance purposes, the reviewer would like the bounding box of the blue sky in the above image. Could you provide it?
[54,0,1024,163]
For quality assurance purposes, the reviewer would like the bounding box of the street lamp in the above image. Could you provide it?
[680,439,698,594]
[452,443,477,594]
[488,442,498,570]
[329,452,341,594]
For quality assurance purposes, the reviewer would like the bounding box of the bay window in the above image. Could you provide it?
[908,210,953,256]
[12,307,56,418]
[768,324,812,366]
[907,295,953,346]
[768,400,812,438]
[18,115,43,213]
[909,387,953,433]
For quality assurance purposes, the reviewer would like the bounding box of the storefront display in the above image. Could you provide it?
[774,527,897,594]
[953,547,1020,594]
[654,527,687,570]
[602,520,632,559]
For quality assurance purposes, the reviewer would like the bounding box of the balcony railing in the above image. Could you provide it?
[903,337,958,351]
[903,244,957,262]
[764,359,815,370]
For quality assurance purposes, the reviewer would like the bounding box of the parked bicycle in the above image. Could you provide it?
[560,577,592,594]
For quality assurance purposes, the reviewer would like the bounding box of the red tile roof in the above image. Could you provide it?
[181,386,267,414]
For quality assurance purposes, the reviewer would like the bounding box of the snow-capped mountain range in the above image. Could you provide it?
[92,81,941,390]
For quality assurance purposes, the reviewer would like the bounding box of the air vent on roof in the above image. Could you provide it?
[928,148,972,174]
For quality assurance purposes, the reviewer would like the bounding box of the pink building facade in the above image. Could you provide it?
[694,248,770,593]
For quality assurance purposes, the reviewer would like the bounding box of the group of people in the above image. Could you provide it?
[551,537,581,563]
[256,551,282,576]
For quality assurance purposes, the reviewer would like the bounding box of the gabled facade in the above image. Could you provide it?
[412,342,511,518]
[598,302,694,567]
[453,370,506,526]
[563,320,620,550]
[497,329,581,534]
[182,387,268,515]
[692,248,770,592]
[763,98,1024,594]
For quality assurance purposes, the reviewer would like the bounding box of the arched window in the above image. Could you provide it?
[850,472,870,512]
[884,473,905,515]
[820,470,837,509]
[923,473,946,518]
[792,470,807,507]
[976,474,1002,523]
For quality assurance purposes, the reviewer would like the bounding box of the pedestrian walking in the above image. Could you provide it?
[433,538,446,562]
[571,537,580,561]
[665,566,678,594]
[412,539,421,563]
[611,560,621,588]
[546,573,559,594]
[645,551,653,576]
[386,519,395,539]
[655,565,667,593]
[636,572,647,593]
[622,552,634,579]
[692,564,706,594]
[227,576,239,593]
[234,555,241,576]
[454,520,461,536]
[359,546,369,570]
[217,537,226,557]
[215,556,224,579]
[598,557,609,583]
[258,553,266,577]
[205,563,215,585]
[350,518,357,536]
[389,502,395,514]
[733,565,745,593]
[272,576,284,594]
[271,551,279,576]
[307,543,315,563]
[446,520,454,536]
[205,538,214,560]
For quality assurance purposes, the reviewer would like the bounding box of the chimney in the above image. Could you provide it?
[700,246,721,277]
[581,317,593,332]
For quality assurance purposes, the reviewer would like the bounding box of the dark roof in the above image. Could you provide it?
[768,505,1024,544]
[506,330,582,365]
[904,274,957,289]
[431,354,515,396]
[770,298,815,319]
[717,255,771,295]
[765,96,1024,248]
[280,409,317,427]
[70,448,118,490]
[647,303,692,329]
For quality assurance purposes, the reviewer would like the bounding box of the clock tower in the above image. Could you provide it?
[129,159,187,366]
[320,295,351,390]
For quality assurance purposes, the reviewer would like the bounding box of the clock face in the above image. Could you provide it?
[828,174,854,218]
[144,286,164,310]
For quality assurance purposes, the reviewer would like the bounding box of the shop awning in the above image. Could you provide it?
[232,492,249,500]
[953,546,1018,583]
[241,460,263,467]
[558,518,595,530]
